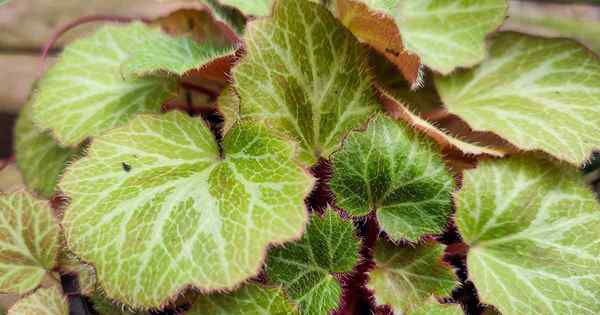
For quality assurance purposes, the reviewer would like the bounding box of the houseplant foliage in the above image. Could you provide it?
[1,0,599,314]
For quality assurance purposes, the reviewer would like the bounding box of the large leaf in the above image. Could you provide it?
[232,0,380,165]
[123,31,236,77]
[456,156,600,315]
[366,0,507,74]
[266,208,360,314]
[0,192,60,294]
[336,0,422,88]
[330,114,453,241]
[14,102,79,198]
[32,22,177,146]
[187,284,298,314]
[367,239,458,314]
[7,287,67,315]
[61,111,313,308]
[437,32,600,165]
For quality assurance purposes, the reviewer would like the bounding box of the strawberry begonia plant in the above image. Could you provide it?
[1,0,599,315]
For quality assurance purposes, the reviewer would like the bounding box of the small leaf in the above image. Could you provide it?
[32,22,177,146]
[412,301,463,315]
[219,0,272,16]
[8,287,67,315]
[266,208,360,314]
[456,156,600,315]
[187,284,298,314]
[197,0,247,35]
[437,32,600,165]
[233,0,380,165]
[367,239,458,314]
[0,192,60,294]
[15,102,79,198]
[366,0,507,74]
[0,164,24,193]
[336,0,422,88]
[218,85,241,135]
[123,32,236,77]
[330,114,453,241]
[57,252,96,296]
[61,111,313,308]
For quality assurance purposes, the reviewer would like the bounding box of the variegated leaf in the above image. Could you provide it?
[61,111,313,308]
[456,156,600,315]
[437,32,600,165]
[330,114,453,241]
[232,0,379,165]
[0,192,60,294]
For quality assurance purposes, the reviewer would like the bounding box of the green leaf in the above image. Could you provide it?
[456,156,600,315]
[436,32,600,165]
[57,251,96,296]
[7,287,68,315]
[330,114,454,241]
[232,0,380,165]
[367,239,458,314]
[198,0,247,35]
[412,301,463,315]
[367,0,507,74]
[32,22,177,146]
[15,102,79,198]
[123,32,236,77]
[61,111,314,308]
[0,192,60,294]
[187,284,298,314]
[219,0,272,16]
[266,208,360,314]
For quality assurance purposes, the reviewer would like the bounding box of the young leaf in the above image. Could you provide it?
[90,295,147,315]
[456,156,600,315]
[232,0,380,165]
[57,251,96,296]
[15,102,79,198]
[7,287,68,315]
[412,301,463,315]
[266,208,360,314]
[0,192,60,294]
[32,22,177,146]
[367,240,458,314]
[61,111,314,308]
[336,0,422,88]
[0,164,24,193]
[123,32,236,77]
[330,114,454,241]
[187,284,298,314]
[365,0,507,74]
[437,32,600,165]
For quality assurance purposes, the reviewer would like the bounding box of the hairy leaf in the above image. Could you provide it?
[58,252,96,296]
[15,102,79,198]
[456,156,600,315]
[0,164,24,193]
[187,284,298,315]
[32,22,177,146]
[366,0,507,74]
[61,111,313,308]
[0,192,60,294]
[266,208,360,314]
[368,240,458,314]
[7,287,67,315]
[330,114,453,241]
[123,32,236,77]
[336,0,422,88]
[437,32,600,165]
[90,295,147,315]
[233,0,380,165]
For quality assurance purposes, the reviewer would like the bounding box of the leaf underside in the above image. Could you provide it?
[7,287,68,315]
[61,111,313,308]
[437,32,600,165]
[456,156,600,315]
[187,284,298,315]
[0,192,59,295]
[32,22,177,146]
[330,114,454,241]
[367,239,458,314]
[266,208,360,314]
[14,102,79,198]
[232,0,380,166]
